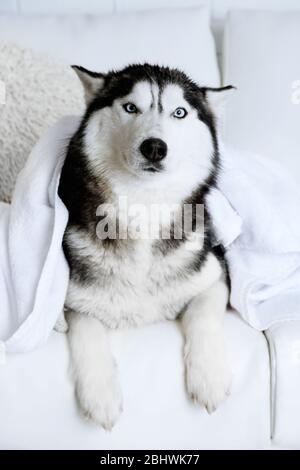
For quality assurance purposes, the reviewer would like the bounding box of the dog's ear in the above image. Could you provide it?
[72,65,105,105]
[201,85,236,116]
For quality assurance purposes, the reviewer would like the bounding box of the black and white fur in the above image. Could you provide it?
[58,64,233,430]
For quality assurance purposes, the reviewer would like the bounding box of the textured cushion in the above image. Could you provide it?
[223,10,300,179]
[0,43,84,202]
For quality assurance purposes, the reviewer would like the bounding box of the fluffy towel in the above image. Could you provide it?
[0,116,80,353]
[210,143,300,330]
[0,116,299,354]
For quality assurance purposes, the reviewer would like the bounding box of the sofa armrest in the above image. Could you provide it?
[265,321,300,449]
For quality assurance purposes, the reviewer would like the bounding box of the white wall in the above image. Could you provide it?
[2,1,300,16]
[1,0,300,51]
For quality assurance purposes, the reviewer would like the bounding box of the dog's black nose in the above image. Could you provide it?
[139,138,168,163]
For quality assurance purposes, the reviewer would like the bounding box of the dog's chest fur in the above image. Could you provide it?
[64,214,222,329]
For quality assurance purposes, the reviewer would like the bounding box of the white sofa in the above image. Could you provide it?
[0,6,299,450]
[1,312,271,450]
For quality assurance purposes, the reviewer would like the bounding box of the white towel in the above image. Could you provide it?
[0,116,299,354]
[0,116,80,353]
[208,143,300,330]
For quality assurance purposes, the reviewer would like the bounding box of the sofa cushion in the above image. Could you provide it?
[266,321,300,448]
[223,10,300,179]
[0,7,220,201]
[0,8,219,86]
[0,311,270,450]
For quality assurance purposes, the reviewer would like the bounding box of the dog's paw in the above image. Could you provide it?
[185,337,232,413]
[75,367,123,431]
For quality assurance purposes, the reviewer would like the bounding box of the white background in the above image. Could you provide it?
[2,0,300,15]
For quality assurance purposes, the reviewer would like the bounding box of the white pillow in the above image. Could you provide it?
[223,10,300,178]
[0,7,220,86]
[0,7,220,202]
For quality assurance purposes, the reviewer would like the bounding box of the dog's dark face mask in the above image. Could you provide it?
[73,63,234,180]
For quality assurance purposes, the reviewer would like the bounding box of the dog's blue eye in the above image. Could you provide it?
[173,107,187,119]
[123,102,138,114]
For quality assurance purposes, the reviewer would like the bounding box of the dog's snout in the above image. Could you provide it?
[139,138,168,163]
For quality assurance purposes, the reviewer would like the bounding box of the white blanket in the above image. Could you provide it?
[209,144,300,329]
[1,116,299,354]
[0,117,80,353]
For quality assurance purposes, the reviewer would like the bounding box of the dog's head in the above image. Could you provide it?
[74,64,234,184]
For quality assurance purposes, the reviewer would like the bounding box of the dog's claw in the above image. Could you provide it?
[205,404,217,414]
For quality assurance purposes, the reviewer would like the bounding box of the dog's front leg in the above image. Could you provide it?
[67,312,123,430]
[181,279,232,413]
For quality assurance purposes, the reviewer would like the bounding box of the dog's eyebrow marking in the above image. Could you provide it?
[150,83,155,109]
[130,81,153,111]
[158,84,163,113]
[149,83,160,112]
[161,84,187,114]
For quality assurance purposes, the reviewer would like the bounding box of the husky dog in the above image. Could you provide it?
[58,63,233,430]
